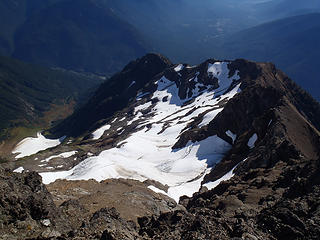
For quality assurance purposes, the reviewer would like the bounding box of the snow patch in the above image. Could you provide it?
[174,64,184,72]
[203,158,247,190]
[40,151,77,163]
[92,124,111,140]
[12,133,65,159]
[226,130,236,143]
[198,109,223,128]
[204,165,236,190]
[134,102,152,113]
[136,92,150,100]
[128,81,136,88]
[248,133,258,149]
[148,185,168,196]
[207,62,240,96]
[13,167,24,173]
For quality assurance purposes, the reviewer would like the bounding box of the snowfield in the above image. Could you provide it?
[40,62,242,202]
[40,151,77,163]
[92,124,111,140]
[12,133,65,159]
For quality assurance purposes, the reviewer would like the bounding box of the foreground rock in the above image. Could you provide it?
[47,178,183,225]
[0,167,70,239]
[0,167,184,239]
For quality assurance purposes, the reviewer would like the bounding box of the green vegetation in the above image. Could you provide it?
[0,55,102,142]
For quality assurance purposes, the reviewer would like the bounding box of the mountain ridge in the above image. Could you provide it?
[3,54,320,239]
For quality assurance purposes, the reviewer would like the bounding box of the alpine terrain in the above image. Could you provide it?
[2,54,320,239]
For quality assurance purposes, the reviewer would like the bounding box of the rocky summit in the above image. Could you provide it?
[5,54,320,239]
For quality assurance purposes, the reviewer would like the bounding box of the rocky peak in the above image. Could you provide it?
[47,53,172,138]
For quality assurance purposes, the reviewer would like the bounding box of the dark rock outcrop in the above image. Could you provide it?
[0,167,71,239]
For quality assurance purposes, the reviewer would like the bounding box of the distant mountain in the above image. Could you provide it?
[0,55,102,144]
[0,0,64,56]
[102,0,259,63]
[215,13,320,100]
[0,0,26,55]
[255,0,320,20]
[11,0,147,74]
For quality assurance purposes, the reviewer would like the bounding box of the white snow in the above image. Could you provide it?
[136,92,150,100]
[127,112,143,125]
[248,133,258,149]
[40,151,77,163]
[128,81,136,88]
[203,158,248,190]
[12,133,65,159]
[207,62,240,96]
[41,219,51,227]
[40,61,242,202]
[134,101,152,113]
[13,167,24,173]
[198,109,224,128]
[226,130,237,143]
[203,165,236,190]
[174,64,184,72]
[148,185,168,196]
[268,119,273,126]
[92,124,111,140]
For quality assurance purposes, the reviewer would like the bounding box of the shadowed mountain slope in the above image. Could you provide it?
[0,55,102,143]
[12,0,147,74]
